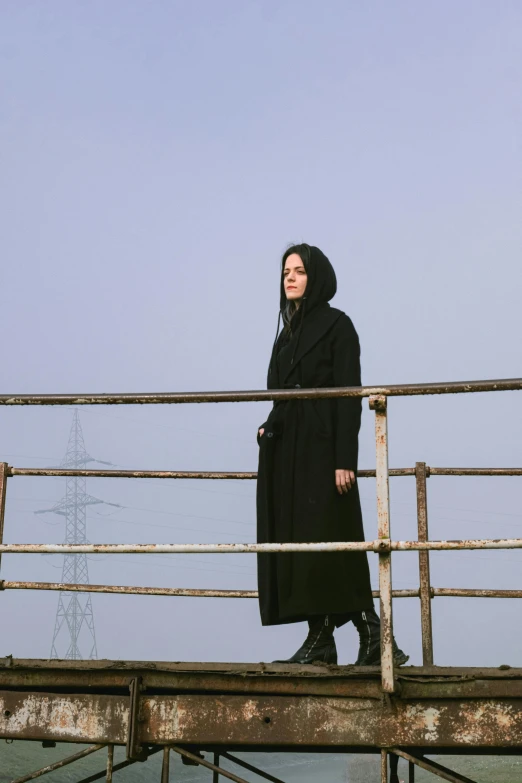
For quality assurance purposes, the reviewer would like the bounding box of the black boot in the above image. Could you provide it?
[273,616,338,664]
[351,608,409,666]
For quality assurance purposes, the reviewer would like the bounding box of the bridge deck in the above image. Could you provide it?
[0,658,521,754]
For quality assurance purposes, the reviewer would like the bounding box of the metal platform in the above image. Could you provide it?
[1,657,522,752]
[1,378,522,781]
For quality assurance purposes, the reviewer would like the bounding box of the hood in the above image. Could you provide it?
[279,244,337,315]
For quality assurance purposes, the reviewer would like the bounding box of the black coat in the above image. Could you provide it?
[256,303,374,626]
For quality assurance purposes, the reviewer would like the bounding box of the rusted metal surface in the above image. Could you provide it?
[0,580,417,601]
[0,581,260,599]
[1,379,521,769]
[161,746,170,783]
[106,745,114,783]
[222,752,287,783]
[390,538,522,551]
[142,694,522,747]
[1,377,521,407]
[10,466,522,478]
[3,689,522,747]
[126,677,145,760]
[4,658,522,678]
[430,468,522,476]
[8,467,419,479]
[4,537,521,556]
[391,748,478,783]
[10,744,104,783]
[4,658,522,698]
[10,467,258,480]
[0,542,375,554]
[0,463,7,574]
[416,462,434,666]
[9,582,512,601]
[171,747,250,783]
[380,749,388,783]
[369,395,395,693]
[433,588,522,598]
[0,541,373,554]
[0,691,128,743]
[399,679,522,700]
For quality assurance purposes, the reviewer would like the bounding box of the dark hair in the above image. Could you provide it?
[281,243,310,332]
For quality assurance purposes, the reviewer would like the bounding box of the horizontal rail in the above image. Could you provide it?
[1,378,521,406]
[3,581,522,599]
[7,467,521,479]
[0,581,260,598]
[9,468,259,479]
[432,588,522,598]
[429,468,522,476]
[2,538,522,554]
[8,468,414,479]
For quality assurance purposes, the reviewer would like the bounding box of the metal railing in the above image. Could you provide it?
[0,378,521,692]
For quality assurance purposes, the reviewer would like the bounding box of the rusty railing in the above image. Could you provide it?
[0,378,521,693]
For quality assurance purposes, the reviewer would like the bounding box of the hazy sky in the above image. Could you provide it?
[1,1,521,668]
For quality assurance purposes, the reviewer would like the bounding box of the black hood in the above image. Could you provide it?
[279,244,337,315]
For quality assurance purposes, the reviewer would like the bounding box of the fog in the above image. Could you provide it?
[1,1,521,670]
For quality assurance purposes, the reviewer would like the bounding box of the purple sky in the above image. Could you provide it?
[1,1,521,669]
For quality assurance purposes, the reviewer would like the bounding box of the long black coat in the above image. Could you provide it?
[256,303,374,626]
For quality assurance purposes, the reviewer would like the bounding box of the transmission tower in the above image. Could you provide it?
[36,410,118,660]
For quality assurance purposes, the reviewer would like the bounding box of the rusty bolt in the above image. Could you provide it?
[369,395,387,412]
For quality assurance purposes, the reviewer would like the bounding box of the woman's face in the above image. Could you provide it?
[283,253,308,301]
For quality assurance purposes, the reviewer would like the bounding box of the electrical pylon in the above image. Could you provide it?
[36,410,118,660]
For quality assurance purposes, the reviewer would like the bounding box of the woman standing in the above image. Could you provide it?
[256,244,408,666]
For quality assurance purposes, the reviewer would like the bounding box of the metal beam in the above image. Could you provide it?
[106,745,113,783]
[222,752,287,782]
[161,746,170,783]
[3,691,522,748]
[3,580,522,601]
[10,744,104,783]
[391,749,478,783]
[9,466,522,478]
[171,747,250,783]
[1,377,521,406]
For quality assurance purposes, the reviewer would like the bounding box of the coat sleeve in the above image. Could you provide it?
[331,314,362,471]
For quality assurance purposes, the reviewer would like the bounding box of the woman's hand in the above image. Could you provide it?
[335,469,355,494]
[258,428,265,438]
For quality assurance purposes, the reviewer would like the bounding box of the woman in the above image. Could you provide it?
[256,244,408,666]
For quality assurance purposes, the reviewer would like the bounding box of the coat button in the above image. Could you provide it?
[266,432,274,438]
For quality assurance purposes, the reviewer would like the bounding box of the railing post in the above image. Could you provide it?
[106,745,114,782]
[213,753,220,782]
[161,746,170,782]
[415,462,434,665]
[380,749,388,783]
[0,463,8,575]
[369,396,395,693]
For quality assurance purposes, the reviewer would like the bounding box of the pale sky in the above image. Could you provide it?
[1,0,521,668]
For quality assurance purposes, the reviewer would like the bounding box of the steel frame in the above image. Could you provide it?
[1,377,521,781]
